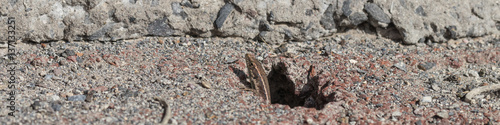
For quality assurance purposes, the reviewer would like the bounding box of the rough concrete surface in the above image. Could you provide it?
[0,0,499,45]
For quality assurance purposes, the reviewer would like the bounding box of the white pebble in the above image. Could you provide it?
[422,96,432,103]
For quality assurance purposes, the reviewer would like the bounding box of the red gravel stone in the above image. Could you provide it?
[67,56,77,62]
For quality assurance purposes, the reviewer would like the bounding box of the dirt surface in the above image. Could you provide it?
[0,31,499,124]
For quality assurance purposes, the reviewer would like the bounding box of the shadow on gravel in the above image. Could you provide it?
[229,66,252,89]
[337,22,404,44]
[268,62,303,108]
[268,62,334,110]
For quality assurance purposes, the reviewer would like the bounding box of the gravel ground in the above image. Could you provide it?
[0,31,499,124]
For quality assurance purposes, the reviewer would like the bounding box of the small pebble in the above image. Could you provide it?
[448,111,455,116]
[39,71,47,76]
[51,102,62,111]
[479,69,487,77]
[471,109,479,113]
[392,111,402,117]
[68,95,86,101]
[256,56,264,61]
[31,101,41,110]
[59,59,67,65]
[468,70,479,77]
[104,117,118,122]
[436,111,449,119]
[417,62,435,71]
[393,62,406,72]
[306,118,314,124]
[199,79,212,89]
[44,74,53,80]
[53,69,63,76]
[431,83,441,91]
[85,91,96,102]
[415,120,422,125]
[225,57,238,64]
[50,95,61,101]
[349,59,358,64]
[64,49,76,57]
[422,96,432,103]
[446,74,461,82]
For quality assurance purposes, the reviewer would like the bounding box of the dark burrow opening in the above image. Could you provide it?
[267,62,303,108]
[267,62,333,110]
[233,61,336,110]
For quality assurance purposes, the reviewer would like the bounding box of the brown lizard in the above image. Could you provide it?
[245,53,271,104]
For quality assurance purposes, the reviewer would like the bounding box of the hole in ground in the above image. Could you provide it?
[268,62,335,110]
[268,62,303,108]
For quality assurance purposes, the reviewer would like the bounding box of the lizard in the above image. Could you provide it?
[245,53,272,104]
[153,97,172,125]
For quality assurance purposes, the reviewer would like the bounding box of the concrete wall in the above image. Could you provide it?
[0,0,499,45]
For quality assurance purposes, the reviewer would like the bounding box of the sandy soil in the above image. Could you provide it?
[0,31,499,124]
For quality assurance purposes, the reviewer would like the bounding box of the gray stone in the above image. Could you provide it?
[215,3,235,29]
[259,20,273,31]
[364,3,391,24]
[147,17,174,36]
[448,111,455,116]
[104,117,118,122]
[44,74,53,80]
[50,101,62,111]
[342,0,353,16]
[436,111,449,119]
[276,44,288,53]
[31,101,41,110]
[415,6,426,16]
[418,38,426,43]
[418,62,436,71]
[225,57,238,64]
[171,2,188,19]
[122,89,139,98]
[228,0,244,5]
[88,22,116,41]
[415,120,422,125]
[257,31,285,45]
[64,49,76,57]
[446,26,458,39]
[67,95,86,101]
[349,12,368,26]
[182,0,199,8]
[320,4,336,30]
